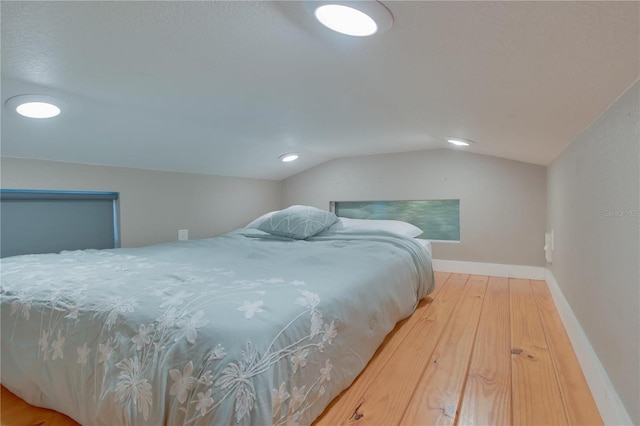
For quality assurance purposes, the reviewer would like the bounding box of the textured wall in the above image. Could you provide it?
[0,158,282,248]
[282,148,547,266]
[547,80,639,423]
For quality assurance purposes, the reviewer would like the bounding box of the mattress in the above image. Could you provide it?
[1,228,433,425]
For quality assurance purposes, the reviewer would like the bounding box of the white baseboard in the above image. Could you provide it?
[431,259,546,279]
[545,270,632,426]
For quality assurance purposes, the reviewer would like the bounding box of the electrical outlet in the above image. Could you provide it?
[544,231,553,263]
[178,229,189,241]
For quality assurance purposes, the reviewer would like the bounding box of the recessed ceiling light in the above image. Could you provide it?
[16,102,61,119]
[5,95,64,119]
[279,153,299,162]
[315,5,377,36]
[447,138,475,147]
[309,1,393,37]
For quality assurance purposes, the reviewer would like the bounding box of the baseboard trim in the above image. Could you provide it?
[545,270,632,426]
[431,259,546,279]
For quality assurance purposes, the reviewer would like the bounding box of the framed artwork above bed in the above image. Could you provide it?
[330,199,461,242]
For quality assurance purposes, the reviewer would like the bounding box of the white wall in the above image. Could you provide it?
[282,149,547,267]
[0,158,282,248]
[547,80,639,424]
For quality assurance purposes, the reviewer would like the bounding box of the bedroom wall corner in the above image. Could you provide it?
[546,80,640,424]
[0,158,283,248]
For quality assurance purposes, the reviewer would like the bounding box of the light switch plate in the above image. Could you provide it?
[178,229,189,241]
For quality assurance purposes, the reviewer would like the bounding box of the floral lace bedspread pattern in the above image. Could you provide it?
[1,230,432,425]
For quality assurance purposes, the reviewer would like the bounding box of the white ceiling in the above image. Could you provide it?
[2,1,638,180]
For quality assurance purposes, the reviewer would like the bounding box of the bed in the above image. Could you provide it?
[1,206,434,425]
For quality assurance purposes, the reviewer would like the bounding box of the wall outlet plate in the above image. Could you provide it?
[178,229,188,241]
[544,232,553,263]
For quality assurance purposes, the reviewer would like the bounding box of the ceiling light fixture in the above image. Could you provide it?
[5,95,64,119]
[279,153,299,163]
[308,1,393,37]
[447,138,475,147]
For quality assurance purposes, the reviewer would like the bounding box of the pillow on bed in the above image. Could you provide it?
[245,211,277,228]
[328,217,423,238]
[257,205,338,239]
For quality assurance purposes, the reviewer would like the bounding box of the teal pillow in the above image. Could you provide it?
[258,205,338,239]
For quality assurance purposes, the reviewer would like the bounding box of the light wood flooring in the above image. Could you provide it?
[1,273,602,425]
[314,272,602,425]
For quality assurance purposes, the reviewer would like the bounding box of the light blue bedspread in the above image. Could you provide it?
[1,229,433,425]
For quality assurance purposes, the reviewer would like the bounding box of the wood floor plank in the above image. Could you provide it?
[531,280,603,425]
[434,271,452,289]
[0,386,79,426]
[316,273,470,425]
[400,275,489,425]
[314,271,450,424]
[457,276,512,426]
[510,278,568,425]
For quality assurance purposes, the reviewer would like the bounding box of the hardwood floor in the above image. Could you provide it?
[0,386,78,426]
[314,273,602,425]
[0,273,602,425]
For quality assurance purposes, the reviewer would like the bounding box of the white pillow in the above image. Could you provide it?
[328,217,423,238]
[245,211,277,229]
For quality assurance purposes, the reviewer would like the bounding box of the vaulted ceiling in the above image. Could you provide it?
[2,1,638,180]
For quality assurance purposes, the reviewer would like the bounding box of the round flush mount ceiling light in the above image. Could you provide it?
[447,138,475,147]
[309,1,393,37]
[5,95,64,119]
[279,153,299,163]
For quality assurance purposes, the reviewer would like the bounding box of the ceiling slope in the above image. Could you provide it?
[1,1,638,180]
